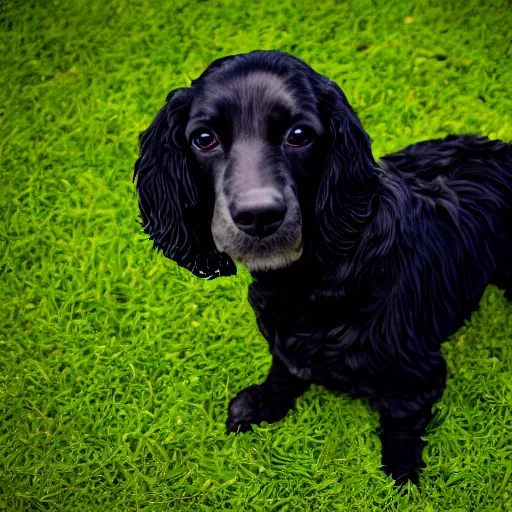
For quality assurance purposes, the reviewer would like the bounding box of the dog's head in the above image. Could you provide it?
[134,50,379,278]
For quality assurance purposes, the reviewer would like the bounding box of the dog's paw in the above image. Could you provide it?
[381,433,427,486]
[226,384,293,433]
[226,385,269,433]
[384,465,421,486]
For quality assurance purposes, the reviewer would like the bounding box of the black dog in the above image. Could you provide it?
[134,50,512,484]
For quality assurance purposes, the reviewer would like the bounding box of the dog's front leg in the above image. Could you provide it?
[370,363,447,485]
[227,356,310,433]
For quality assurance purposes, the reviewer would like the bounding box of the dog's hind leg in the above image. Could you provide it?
[492,258,512,301]
[502,271,512,301]
[502,216,512,301]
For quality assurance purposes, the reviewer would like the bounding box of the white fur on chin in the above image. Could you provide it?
[238,241,303,271]
[211,185,303,271]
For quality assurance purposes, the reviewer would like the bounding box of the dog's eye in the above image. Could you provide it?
[285,126,314,147]
[192,131,218,151]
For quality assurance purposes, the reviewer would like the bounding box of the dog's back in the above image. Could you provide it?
[380,134,512,313]
[382,134,512,239]
[380,134,511,181]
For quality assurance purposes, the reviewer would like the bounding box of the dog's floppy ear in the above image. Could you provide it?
[314,78,381,261]
[133,88,237,279]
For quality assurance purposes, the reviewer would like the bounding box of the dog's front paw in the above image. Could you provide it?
[381,432,427,485]
[227,385,269,433]
[227,384,293,433]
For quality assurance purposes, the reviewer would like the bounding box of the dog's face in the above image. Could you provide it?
[134,51,378,278]
[185,69,327,271]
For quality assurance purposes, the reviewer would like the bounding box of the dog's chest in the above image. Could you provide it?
[248,282,370,386]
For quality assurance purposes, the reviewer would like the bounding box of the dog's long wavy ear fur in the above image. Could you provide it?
[314,78,382,263]
[133,89,237,279]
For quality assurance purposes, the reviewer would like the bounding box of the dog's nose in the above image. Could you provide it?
[232,188,287,238]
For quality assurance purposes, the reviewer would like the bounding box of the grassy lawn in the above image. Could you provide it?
[1,0,512,509]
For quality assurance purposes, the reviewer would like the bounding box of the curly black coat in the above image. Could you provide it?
[134,50,512,484]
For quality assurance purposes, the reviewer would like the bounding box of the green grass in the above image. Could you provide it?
[1,0,512,509]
